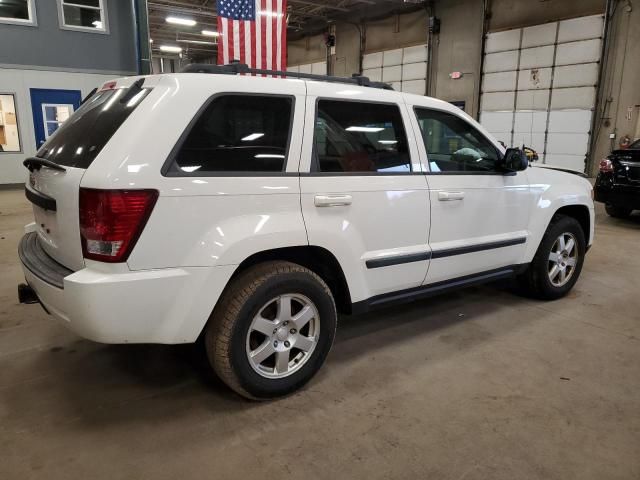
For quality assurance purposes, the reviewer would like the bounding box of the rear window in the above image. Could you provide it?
[36,87,151,169]
[166,94,294,175]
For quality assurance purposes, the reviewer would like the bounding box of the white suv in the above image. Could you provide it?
[18,65,595,399]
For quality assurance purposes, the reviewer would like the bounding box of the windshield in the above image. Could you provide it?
[36,87,150,169]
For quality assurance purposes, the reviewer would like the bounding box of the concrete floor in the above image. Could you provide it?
[1,187,639,480]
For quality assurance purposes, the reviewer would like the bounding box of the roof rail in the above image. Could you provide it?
[180,62,394,90]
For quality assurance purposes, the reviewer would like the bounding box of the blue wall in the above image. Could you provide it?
[0,0,137,74]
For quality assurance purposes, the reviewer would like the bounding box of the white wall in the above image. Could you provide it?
[0,68,119,184]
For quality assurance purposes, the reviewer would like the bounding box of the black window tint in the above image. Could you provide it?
[37,88,151,169]
[314,100,410,173]
[414,108,500,173]
[173,95,293,173]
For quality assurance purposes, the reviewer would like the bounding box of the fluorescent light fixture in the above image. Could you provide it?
[378,140,398,145]
[241,133,264,141]
[177,39,216,45]
[255,154,285,159]
[160,45,182,53]
[166,16,196,26]
[180,166,201,172]
[346,126,384,133]
[201,30,220,36]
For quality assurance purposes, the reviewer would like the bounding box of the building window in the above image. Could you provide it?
[0,94,22,153]
[57,0,108,33]
[0,0,37,26]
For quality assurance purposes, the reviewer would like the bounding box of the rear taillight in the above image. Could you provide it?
[599,158,614,173]
[79,188,158,263]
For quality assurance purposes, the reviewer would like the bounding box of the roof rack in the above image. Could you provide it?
[180,62,394,90]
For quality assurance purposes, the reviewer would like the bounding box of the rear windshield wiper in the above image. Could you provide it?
[23,157,67,173]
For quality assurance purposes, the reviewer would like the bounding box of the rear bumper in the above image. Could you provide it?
[18,232,235,344]
[594,184,640,209]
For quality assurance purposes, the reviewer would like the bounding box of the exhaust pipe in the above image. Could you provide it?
[18,283,39,304]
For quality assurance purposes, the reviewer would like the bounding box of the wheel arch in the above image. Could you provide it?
[230,245,353,314]
[553,204,591,242]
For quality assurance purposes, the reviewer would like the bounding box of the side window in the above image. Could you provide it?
[314,100,411,173]
[172,95,293,174]
[414,108,500,173]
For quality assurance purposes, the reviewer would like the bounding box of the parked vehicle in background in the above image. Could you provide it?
[17,65,595,400]
[594,139,640,218]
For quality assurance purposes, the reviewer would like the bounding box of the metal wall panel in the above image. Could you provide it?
[401,62,427,81]
[553,63,599,88]
[482,71,517,92]
[517,68,552,90]
[550,87,596,109]
[362,67,382,82]
[555,39,602,65]
[519,45,555,69]
[546,133,590,155]
[401,79,427,95]
[382,65,402,82]
[402,45,428,63]
[362,52,383,69]
[557,14,604,43]
[382,48,403,66]
[516,90,550,110]
[480,111,514,132]
[483,50,519,73]
[485,29,521,53]
[548,110,593,133]
[521,23,557,48]
[481,91,516,111]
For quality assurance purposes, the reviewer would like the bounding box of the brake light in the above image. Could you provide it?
[599,158,614,173]
[79,188,158,263]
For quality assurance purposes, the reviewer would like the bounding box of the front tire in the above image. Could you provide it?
[605,203,632,218]
[518,215,586,300]
[204,261,337,400]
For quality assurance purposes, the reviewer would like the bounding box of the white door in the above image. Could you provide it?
[410,105,531,284]
[299,84,430,304]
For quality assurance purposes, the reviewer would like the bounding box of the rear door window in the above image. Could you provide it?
[314,100,411,173]
[167,94,294,174]
[36,86,151,169]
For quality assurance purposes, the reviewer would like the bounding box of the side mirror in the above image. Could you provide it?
[502,147,528,172]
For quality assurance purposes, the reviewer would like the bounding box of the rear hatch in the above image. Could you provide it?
[611,149,640,185]
[24,80,152,271]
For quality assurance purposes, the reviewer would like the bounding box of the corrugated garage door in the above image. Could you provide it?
[362,44,427,95]
[479,14,603,172]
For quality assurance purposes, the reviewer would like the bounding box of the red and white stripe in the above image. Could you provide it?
[217,0,287,72]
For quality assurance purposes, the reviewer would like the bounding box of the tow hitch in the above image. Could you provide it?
[18,283,39,304]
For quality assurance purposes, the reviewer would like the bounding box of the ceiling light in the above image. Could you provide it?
[160,45,182,53]
[177,39,216,45]
[201,30,220,37]
[346,126,384,133]
[166,16,196,26]
[241,133,264,141]
[378,140,398,144]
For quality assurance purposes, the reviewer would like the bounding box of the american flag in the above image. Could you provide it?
[217,0,287,71]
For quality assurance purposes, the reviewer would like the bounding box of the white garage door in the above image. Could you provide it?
[288,61,327,75]
[362,44,427,95]
[479,14,603,172]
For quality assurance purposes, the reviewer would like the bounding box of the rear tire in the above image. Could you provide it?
[518,215,586,300]
[204,261,337,400]
[605,203,632,218]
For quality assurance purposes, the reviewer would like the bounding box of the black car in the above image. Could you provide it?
[594,139,640,218]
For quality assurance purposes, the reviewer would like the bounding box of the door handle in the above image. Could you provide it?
[438,191,465,201]
[314,194,353,207]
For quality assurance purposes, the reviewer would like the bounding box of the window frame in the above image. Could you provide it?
[0,0,37,27]
[161,92,297,177]
[41,102,76,140]
[412,106,507,176]
[56,0,109,34]
[310,97,415,176]
[0,92,24,154]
